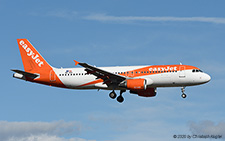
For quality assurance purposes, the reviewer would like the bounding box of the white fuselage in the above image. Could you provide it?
[53,65,211,90]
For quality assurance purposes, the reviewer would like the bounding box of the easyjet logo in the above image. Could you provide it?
[149,66,177,71]
[19,40,44,67]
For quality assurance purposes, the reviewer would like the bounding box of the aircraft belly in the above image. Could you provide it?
[148,74,174,87]
[148,73,197,87]
[58,76,95,89]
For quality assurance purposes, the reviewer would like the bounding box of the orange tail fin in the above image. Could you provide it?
[16,39,66,88]
[17,39,52,73]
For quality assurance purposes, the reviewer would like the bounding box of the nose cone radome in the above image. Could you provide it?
[203,73,211,83]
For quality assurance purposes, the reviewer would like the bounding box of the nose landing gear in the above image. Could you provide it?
[181,87,187,98]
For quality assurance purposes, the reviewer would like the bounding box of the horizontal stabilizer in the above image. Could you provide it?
[11,69,39,79]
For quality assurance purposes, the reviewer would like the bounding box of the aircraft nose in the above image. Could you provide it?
[203,73,211,83]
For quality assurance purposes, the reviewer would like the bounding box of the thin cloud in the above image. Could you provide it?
[84,13,225,24]
[30,10,78,20]
[7,134,89,141]
[31,10,225,24]
[0,120,85,141]
[46,10,78,20]
[189,120,225,138]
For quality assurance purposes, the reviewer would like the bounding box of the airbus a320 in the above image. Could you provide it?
[12,39,211,103]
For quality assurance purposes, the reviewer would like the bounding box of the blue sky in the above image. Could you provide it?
[1,0,225,140]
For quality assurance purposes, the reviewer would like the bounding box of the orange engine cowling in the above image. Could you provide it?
[130,88,157,97]
[119,79,147,90]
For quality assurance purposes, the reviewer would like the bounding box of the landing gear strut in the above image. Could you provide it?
[181,87,187,98]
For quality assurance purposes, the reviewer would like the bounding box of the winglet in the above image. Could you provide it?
[74,60,80,66]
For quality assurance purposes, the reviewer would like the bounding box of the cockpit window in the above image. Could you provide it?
[192,69,203,73]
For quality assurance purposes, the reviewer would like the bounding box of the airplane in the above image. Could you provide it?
[12,39,211,103]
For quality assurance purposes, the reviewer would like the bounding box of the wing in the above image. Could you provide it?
[74,60,126,86]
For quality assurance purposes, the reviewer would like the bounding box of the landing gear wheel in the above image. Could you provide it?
[109,91,117,99]
[181,87,187,99]
[182,93,187,98]
[117,96,124,103]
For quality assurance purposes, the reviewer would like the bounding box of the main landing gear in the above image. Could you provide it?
[181,87,187,98]
[109,90,126,103]
[109,90,117,99]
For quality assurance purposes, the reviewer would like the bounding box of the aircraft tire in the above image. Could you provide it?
[182,93,187,98]
[117,96,124,103]
[109,91,117,99]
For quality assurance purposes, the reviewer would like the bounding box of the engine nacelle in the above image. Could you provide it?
[119,79,147,90]
[130,88,157,97]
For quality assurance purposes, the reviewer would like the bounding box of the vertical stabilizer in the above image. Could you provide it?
[17,39,52,73]
[16,39,65,88]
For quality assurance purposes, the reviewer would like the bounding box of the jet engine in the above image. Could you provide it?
[119,79,147,90]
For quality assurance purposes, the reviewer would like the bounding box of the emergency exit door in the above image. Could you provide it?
[179,66,185,78]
